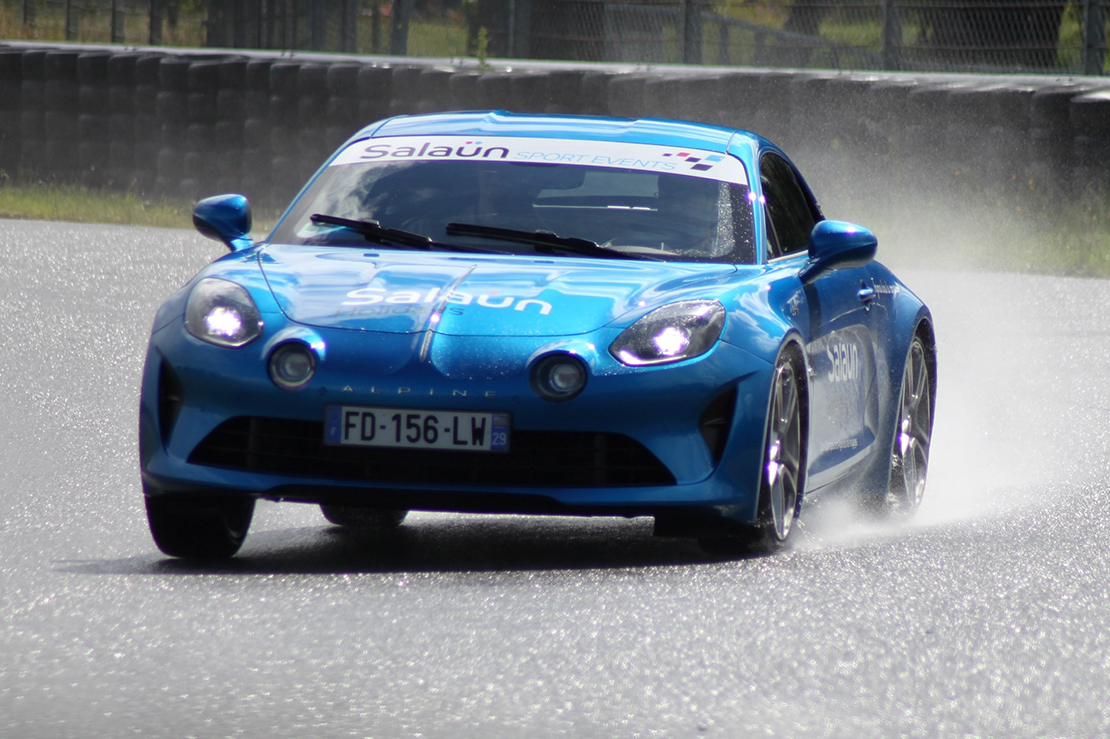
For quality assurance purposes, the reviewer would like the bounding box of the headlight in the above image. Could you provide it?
[185,277,263,347]
[610,300,725,366]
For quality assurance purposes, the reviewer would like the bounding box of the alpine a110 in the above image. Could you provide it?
[139,111,936,558]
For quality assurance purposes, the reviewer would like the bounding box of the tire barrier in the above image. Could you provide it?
[0,42,1106,213]
[78,52,111,186]
[132,54,161,193]
[19,50,46,175]
[215,59,248,194]
[43,51,80,181]
[0,51,22,174]
[155,56,190,197]
[326,63,362,147]
[107,53,139,189]
[241,58,273,206]
[295,63,330,198]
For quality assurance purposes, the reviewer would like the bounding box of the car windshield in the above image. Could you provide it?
[271,139,757,264]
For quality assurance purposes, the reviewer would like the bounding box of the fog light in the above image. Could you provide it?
[531,354,587,402]
[269,343,316,389]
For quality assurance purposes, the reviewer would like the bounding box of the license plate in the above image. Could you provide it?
[324,405,510,452]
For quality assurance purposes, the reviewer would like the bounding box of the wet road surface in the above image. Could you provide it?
[2,220,1109,737]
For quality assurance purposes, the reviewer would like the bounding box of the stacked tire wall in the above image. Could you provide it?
[0,42,1106,214]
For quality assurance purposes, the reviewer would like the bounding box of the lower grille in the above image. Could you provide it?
[158,361,184,444]
[189,416,676,487]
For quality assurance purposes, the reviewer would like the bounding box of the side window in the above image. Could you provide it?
[760,153,818,258]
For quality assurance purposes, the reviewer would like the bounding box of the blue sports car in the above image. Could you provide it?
[139,111,935,559]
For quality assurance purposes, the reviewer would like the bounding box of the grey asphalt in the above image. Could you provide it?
[2,219,1109,738]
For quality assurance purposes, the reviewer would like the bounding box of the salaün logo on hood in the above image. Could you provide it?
[329,136,748,185]
[342,286,553,315]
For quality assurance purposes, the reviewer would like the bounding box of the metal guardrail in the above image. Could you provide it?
[3,0,1108,74]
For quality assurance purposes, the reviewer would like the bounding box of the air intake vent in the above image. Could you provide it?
[158,361,184,444]
[189,416,676,488]
[698,388,736,464]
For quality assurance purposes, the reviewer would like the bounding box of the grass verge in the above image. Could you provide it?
[0,182,192,229]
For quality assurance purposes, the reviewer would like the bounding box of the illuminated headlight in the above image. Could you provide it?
[185,277,263,347]
[269,343,317,390]
[530,353,588,402]
[610,300,725,366]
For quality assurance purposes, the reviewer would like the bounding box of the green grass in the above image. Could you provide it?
[0,182,192,228]
[405,20,470,58]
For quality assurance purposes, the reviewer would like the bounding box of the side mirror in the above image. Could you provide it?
[193,194,253,252]
[798,220,877,285]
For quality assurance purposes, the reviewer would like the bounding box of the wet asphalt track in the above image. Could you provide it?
[2,219,1110,738]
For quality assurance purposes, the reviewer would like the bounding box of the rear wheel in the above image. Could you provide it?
[321,505,407,531]
[145,489,254,560]
[700,348,805,554]
[886,336,932,516]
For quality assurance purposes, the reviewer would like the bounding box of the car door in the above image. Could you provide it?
[760,151,879,490]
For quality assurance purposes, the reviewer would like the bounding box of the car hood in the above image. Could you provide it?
[259,244,738,336]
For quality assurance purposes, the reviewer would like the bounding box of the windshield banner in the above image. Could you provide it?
[330,136,749,185]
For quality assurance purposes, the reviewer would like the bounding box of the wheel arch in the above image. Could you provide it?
[913,316,938,423]
[871,312,936,500]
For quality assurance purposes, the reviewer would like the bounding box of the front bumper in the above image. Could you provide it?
[139,315,774,520]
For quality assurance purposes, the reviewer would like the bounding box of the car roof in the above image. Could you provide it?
[359,110,768,155]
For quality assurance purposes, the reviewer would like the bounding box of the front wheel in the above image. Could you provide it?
[145,489,255,559]
[700,348,805,554]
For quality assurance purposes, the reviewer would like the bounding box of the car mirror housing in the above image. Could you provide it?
[193,194,253,252]
[798,220,877,285]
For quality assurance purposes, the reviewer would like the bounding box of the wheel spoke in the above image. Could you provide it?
[902,442,919,485]
[781,467,798,501]
[779,376,797,430]
[912,421,931,448]
[769,476,784,533]
[780,441,801,472]
[911,351,928,402]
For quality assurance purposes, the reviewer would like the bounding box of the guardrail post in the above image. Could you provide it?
[341,0,358,53]
[371,4,381,52]
[21,0,34,32]
[754,29,766,66]
[1083,0,1107,75]
[391,0,412,55]
[232,0,246,47]
[149,0,163,45]
[311,0,326,51]
[881,0,901,70]
[110,0,124,43]
[682,0,703,64]
[717,17,729,65]
[64,0,76,41]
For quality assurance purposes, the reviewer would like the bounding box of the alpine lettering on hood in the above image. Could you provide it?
[259,245,737,337]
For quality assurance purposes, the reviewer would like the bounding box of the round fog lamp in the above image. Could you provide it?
[269,343,316,389]
[531,354,587,402]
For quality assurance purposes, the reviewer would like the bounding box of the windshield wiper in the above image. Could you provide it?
[445,222,661,261]
[309,214,499,254]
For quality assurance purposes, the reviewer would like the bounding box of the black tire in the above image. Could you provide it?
[145,491,255,559]
[321,505,408,531]
[884,335,933,517]
[700,346,806,555]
